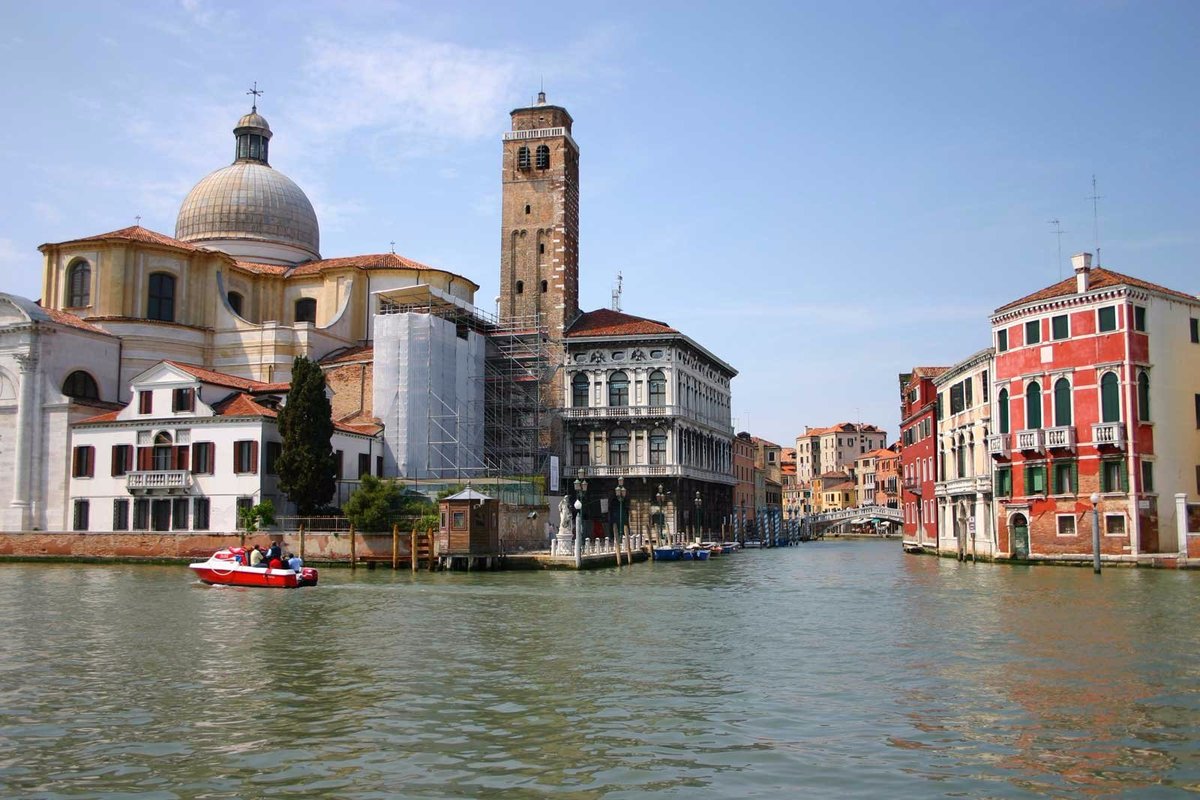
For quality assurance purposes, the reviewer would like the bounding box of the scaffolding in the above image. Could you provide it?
[373,285,553,492]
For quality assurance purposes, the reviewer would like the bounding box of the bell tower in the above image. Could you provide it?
[499,92,579,336]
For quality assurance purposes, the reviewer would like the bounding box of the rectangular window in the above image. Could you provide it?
[1025,465,1047,495]
[982,370,989,403]
[1052,314,1069,340]
[334,450,344,480]
[1141,461,1154,493]
[1133,306,1146,332]
[112,499,129,531]
[1101,459,1128,493]
[265,441,281,475]
[172,387,195,412]
[72,499,89,531]
[111,444,132,476]
[138,390,153,414]
[236,497,253,529]
[172,498,189,530]
[358,453,370,478]
[995,468,1012,498]
[1098,306,1117,332]
[151,499,171,531]
[192,442,214,474]
[1105,514,1126,536]
[376,455,384,477]
[1195,394,1200,428]
[1053,461,1077,495]
[233,440,258,474]
[1191,318,1199,344]
[965,377,973,408]
[997,328,1008,352]
[133,499,150,530]
[949,383,964,415]
[193,497,210,530]
[72,446,95,478]
[1025,319,1041,345]
[1056,514,1077,537]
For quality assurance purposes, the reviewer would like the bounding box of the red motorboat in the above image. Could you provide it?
[189,547,318,589]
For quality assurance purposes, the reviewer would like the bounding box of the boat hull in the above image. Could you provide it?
[189,557,318,589]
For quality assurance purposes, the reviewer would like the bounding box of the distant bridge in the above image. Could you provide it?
[805,505,902,535]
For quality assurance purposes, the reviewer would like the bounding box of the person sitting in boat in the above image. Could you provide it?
[267,553,284,570]
[286,552,302,572]
[248,545,265,567]
[264,540,282,564]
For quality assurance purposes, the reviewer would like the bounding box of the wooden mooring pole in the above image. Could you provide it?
[298,522,305,560]
[392,523,399,570]
[349,523,357,569]
[411,528,418,573]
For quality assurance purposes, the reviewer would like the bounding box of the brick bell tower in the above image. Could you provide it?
[499,91,580,335]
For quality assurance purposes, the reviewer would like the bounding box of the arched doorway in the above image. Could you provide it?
[1010,513,1029,559]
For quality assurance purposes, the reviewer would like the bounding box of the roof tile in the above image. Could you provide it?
[566,308,678,338]
[995,266,1197,314]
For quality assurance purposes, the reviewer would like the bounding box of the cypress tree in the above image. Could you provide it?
[276,356,336,515]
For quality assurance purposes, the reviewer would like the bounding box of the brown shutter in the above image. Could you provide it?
[126,446,134,474]
[174,445,189,470]
[138,447,151,471]
[111,445,121,476]
[250,441,259,475]
[233,443,240,473]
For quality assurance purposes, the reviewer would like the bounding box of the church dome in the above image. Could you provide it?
[174,106,320,264]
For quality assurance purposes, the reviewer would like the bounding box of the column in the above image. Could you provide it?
[7,352,38,530]
[974,492,988,558]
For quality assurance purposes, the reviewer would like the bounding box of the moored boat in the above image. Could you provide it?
[652,546,684,561]
[189,547,318,588]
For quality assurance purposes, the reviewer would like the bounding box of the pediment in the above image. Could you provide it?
[129,361,199,389]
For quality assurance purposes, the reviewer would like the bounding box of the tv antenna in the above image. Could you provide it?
[1087,175,1102,265]
[611,271,623,312]
[1048,219,1066,279]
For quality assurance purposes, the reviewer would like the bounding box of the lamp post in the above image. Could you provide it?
[615,476,627,547]
[740,500,746,544]
[694,491,703,542]
[573,477,588,567]
[655,484,665,545]
[1090,491,1101,574]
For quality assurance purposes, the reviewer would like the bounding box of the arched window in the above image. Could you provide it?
[572,431,589,466]
[147,273,175,322]
[66,260,91,307]
[571,374,589,408]
[608,371,629,407]
[517,146,530,169]
[650,428,667,465]
[62,370,99,401]
[609,428,629,466]
[1101,372,1120,423]
[153,431,173,471]
[1025,381,1042,429]
[536,144,550,170]
[1137,371,1150,422]
[998,388,1009,434]
[1053,378,1072,427]
[227,291,244,316]
[649,370,667,407]
[515,280,524,295]
[295,298,317,324]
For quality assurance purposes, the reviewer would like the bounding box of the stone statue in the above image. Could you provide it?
[558,496,573,537]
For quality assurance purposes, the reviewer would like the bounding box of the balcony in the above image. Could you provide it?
[1092,421,1126,450]
[987,434,1010,458]
[935,475,993,498]
[561,404,734,435]
[564,464,736,485]
[901,477,922,496]
[1044,426,1076,451]
[126,470,192,494]
[1015,429,1044,453]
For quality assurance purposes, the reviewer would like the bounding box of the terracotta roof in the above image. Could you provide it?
[909,367,949,380]
[213,392,277,418]
[164,361,271,391]
[78,409,121,424]
[824,481,855,492]
[320,345,374,365]
[38,305,111,335]
[818,470,850,480]
[861,448,896,459]
[231,260,289,276]
[802,422,884,437]
[44,225,199,252]
[750,436,781,448]
[566,308,678,338]
[995,267,1197,314]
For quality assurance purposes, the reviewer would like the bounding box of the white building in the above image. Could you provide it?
[933,348,996,558]
[68,361,379,533]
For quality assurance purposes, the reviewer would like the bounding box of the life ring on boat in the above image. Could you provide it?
[208,565,235,577]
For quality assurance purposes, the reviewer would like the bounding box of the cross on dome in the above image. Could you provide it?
[246,81,264,112]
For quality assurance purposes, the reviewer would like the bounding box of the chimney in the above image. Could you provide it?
[1072,252,1093,293]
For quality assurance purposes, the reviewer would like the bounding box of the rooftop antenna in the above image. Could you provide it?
[390,240,396,254]
[1048,219,1066,279]
[135,215,141,227]
[1087,174,1102,266]
[611,271,623,312]
[246,81,264,112]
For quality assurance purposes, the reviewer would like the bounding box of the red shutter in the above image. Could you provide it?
[111,445,121,476]
[250,441,259,475]
[126,446,134,474]
[138,447,152,471]
[174,445,189,470]
[233,443,240,473]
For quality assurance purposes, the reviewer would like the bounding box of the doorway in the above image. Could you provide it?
[1010,513,1029,559]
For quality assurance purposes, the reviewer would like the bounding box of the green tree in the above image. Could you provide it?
[276,356,336,515]
[238,499,276,532]
[343,474,402,532]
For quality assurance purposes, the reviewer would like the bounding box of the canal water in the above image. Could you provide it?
[2,540,1199,798]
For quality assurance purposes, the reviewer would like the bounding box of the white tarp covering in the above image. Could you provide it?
[373,312,485,478]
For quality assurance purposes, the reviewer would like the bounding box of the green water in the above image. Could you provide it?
[2,540,1199,798]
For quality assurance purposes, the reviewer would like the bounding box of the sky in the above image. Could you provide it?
[1,1,1198,447]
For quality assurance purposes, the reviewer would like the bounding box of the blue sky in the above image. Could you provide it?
[2,1,1198,447]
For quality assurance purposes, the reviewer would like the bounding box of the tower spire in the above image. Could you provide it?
[247,81,264,113]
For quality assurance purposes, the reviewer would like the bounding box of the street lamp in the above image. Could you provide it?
[615,477,627,547]
[1090,492,1101,574]
[694,491,703,542]
[573,478,588,566]
[655,484,666,544]
[740,500,746,543]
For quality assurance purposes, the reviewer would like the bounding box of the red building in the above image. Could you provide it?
[899,367,947,549]
[989,253,1200,561]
